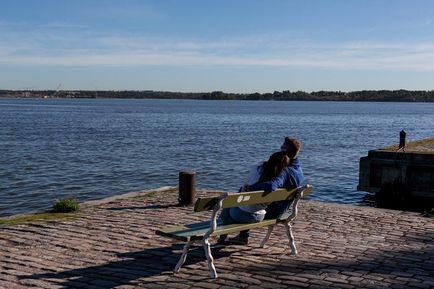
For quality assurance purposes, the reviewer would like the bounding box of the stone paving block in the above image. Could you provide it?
[193,281,221,289]
[308,278,333,287]
[278,275,309,283]
[0,280,28,289]
[250,274,282,284]
[159,282,191,289]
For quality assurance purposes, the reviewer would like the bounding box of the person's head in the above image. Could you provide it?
[281,136,301,159]
[259,151,290,183]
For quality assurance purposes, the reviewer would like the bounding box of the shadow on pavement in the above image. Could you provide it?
[246,229,434,287]
[20,230,434,288]
[19,243,249,288]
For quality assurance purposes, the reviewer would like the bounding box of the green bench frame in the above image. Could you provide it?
[155,184,313,278]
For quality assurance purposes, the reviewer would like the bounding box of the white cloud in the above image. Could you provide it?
[2,30,434,71]
[37,22,88,29]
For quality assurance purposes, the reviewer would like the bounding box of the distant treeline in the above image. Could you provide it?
[1,89,434,102]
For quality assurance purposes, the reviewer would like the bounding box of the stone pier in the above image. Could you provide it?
[358,137,434,209]
[0,187,433,288]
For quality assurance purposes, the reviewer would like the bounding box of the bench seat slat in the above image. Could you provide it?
[156,219,278,242]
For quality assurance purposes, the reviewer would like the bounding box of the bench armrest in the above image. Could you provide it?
[279,184,311,223]
[203,193,228,239]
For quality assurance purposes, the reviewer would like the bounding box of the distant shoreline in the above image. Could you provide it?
[1,89,434,102]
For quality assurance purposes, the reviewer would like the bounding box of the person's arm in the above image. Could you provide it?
[247,168,289,192]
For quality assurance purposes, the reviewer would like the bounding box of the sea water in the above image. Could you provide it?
[0,98,433,216]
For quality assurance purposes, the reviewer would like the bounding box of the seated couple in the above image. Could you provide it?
[217,136,304,246]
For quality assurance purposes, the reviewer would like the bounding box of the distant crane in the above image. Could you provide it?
[53,83,62,97]
[43,83,61,99]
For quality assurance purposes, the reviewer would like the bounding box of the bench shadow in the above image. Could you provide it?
[19,243,251,288]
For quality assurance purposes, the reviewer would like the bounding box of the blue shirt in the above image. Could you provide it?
[248,158,304,218]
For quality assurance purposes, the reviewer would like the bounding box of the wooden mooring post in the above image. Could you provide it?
[178,171,196,206]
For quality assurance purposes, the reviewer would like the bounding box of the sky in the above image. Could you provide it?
[1,0,434,93]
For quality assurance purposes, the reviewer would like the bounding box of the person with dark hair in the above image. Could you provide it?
[223,136,304,245]
[260,136,303,218]
[216,151,290,245]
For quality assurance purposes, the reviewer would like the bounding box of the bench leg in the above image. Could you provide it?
[174,240,193,273]
[260,225,274,248]
[284,222,297,255]
[202,238,217,278]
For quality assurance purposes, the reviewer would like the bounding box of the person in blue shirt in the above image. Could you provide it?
[216,151,290,245]
[223,136,304,245]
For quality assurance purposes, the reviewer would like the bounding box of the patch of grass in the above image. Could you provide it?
[51,197,80,213]
[0,198,81,226]
[381,137,434,152]
[146,191,157,198]
[0,212,76,225]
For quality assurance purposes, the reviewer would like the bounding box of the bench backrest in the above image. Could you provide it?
[194,184,312,212]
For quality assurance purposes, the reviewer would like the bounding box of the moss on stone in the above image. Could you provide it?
[0,212,77,225]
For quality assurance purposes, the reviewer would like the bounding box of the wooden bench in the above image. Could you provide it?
[155,184,313,278]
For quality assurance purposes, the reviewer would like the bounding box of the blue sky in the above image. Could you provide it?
[1,0,434,92]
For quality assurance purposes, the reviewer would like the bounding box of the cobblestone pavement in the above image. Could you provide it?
[1,188,433,289]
